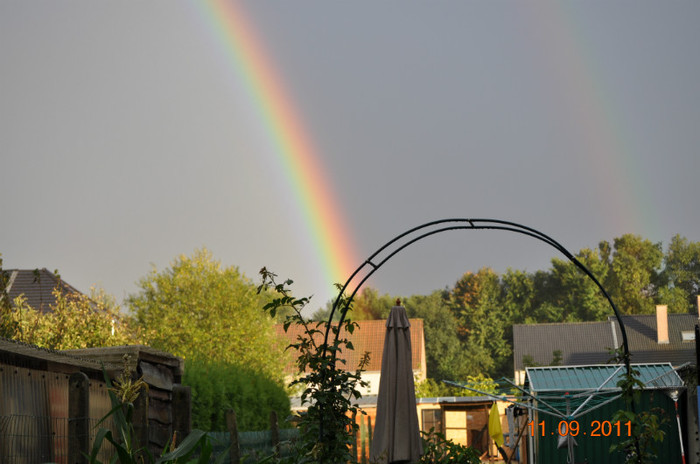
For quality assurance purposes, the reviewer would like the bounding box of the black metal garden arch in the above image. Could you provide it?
[322,218,631,374]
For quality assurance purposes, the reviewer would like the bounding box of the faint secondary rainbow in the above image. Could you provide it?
[523,2,658,238]
[196,0,359,289]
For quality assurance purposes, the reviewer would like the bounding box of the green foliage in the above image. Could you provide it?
[450,268,512,378]
[1,287,139,349]
[404,291,473,380]
[660,234,700,313]
[128,248,284,379]
[309,234,700,382]
[0,254,10,312]
[415,374,497,398]
[258,268,368,464]
[182,359,291,432]
[546,248,611,321]
[419,429,480,464]
[609,349,668,464]
[604,234,664,315]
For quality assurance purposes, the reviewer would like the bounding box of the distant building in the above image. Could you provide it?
[275,318,426,396]
[513,302,698,385]
[2,268,83,313]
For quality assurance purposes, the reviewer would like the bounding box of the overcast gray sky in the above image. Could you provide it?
[2,1,699,312]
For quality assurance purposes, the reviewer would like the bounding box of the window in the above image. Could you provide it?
[421,409,442,434]
[681,331,695,342]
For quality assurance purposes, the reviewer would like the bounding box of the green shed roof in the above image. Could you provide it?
[526,363,683,393]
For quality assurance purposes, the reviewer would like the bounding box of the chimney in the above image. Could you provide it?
[656,305,669,344]
[697,295,700,319]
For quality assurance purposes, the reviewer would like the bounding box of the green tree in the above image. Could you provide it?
[529,270,566,323]
[3,287,138,349]
[349,287,394,320]
[404,291,474,381]
[660,234,700,313]
[603,235,663,315]
[128,248,284,379]
[500,268,534,327]
[542,248,610,322]
[450,268,511,378]
[415,374,496,398]
[312,287,393,321]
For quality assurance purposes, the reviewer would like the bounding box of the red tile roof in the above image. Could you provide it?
[276,318,425,375]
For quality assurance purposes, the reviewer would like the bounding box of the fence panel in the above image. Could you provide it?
[208,428,299,463]
[0,364,116,463]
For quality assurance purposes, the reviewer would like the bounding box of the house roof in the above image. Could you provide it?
[513,313,698,373]
[3,268,83,313]
[513,321,617,371]
[276,318,425,375]
[610,313,697,366]
[525,363,683,392]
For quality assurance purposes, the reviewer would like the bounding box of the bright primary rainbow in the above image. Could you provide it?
[196,0,359,292]
[192,1,657,295]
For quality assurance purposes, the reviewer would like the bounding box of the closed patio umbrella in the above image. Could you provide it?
[370,303,423,463]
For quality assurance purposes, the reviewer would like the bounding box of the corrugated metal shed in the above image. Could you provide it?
[525,363,685,464]
[526,363,683,393]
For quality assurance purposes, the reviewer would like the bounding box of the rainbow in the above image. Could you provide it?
[195,0,359,292]
[524,2,657,238]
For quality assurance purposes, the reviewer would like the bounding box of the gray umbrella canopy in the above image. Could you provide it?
[370,305,423,463]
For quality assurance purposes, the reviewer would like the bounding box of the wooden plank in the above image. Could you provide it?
[149,421,173,449]
[148,397,173,424]
[139,361,173,391]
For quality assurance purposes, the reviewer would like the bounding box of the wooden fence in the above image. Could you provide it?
[0,338,190,463]
[216,409,375,464]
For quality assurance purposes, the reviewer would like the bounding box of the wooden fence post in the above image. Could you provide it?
[367,416,373,460]
[68,372,89,464]
[172,385,191,446]
[270,410,280,457]
[226,409,240,464]
[351,410,358,462]
[360,415,367,464]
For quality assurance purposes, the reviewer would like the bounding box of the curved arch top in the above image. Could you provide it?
[323,218,631,373]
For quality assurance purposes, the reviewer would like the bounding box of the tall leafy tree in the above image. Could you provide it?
[603,235,663,314]
[451,268,511,378]
[404,291,474,381]
[500,268,534,329]
[660,234,700,313]
[544,248,610,321]
[128,248,284,379]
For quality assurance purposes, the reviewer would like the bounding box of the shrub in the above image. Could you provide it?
[183,359,291,432]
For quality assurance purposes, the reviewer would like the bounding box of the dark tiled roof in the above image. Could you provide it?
[611,314,697,366]
[276,318,425,375]
[513,321,617,372]
[4,268,83,313]
[514,313,698,373]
